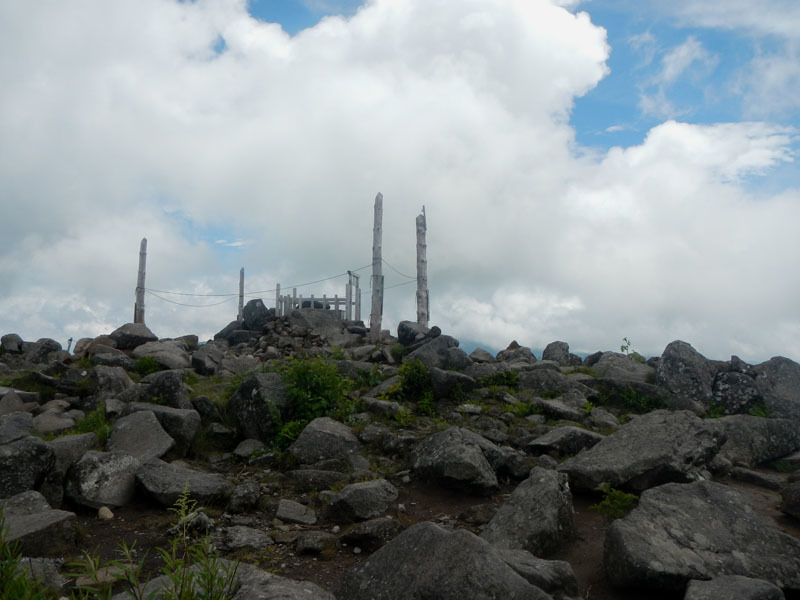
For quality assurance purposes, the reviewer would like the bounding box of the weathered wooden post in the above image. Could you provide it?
[416,206,429,328]
[370,192,384,343]
[353,272,361,321]
[275,283,281,316]
[133,237,147,324]
[237,268,244,321]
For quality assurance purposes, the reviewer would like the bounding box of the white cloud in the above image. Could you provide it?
[0,0,798,363]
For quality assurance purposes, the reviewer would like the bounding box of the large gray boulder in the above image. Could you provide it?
[712,371,763,415]
[232,562,335,600]
[406,335,471,371]
[527,426,604,458]
[93,365,134,399]
[495,550,581,600]
[429,367,477,400]
[684,575,785,600]
[604,481,800,593]
[126,402,201,456]
[139,370,192,409]
[480,467,574,556]
[109,323,158,350]
[325,478,398,523]
[591,352,655,383]
[496,341,538,367]
[107,410,175,462]
[191,341,226,376]
[132,340,191,370]
[0,490,76,555]
[753,356,800,423]
[412,427,499,495]
[242,298,271,331]
[557,410,725,492]
[1,333,24,353]
[542,341,581,367]
[135,458,233,506]
[0,436,55,498]
[227,373,287,443]
[65,451,141,508]
[287,417,361,465]
[655,340,718,409]
[337,521,554,600]
[714,415,800,468]
[24,338,62,364]
[0,411,34,444]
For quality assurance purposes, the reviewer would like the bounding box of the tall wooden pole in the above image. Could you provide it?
[416,206,429,328]
[134,238,147,324]
[370,192,384,343]
[237,268,245,321]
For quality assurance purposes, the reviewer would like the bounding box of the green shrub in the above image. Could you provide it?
[589,484,638,521]
[476,370,519,388]
[704,404,725,419]
[416,391,436,416]
[73,402,111,445]
[769,459,800,473]
[619,387,663,413]
[747,402,771,418]
[135,355,162,377]
[281,357,352,422]
[506,401,533,418]
[397,358,431,402]
[274,420,307,451]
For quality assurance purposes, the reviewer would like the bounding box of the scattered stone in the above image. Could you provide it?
[527,426,604,458]
[276,498,317,525]
[107,410,175,462]
[97,506,114,520]
[325,479,398,523]
[65,451,141,509]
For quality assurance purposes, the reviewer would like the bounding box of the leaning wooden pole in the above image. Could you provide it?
[237,268,245,321]
[370,192,384,343]
[416,206,429,328]
[133,237,147,324]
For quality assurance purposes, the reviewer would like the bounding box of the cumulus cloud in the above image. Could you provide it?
[0,0,798,363]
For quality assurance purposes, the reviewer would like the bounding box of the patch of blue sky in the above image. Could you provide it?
[572,4,762,149]
[248,0,365,36]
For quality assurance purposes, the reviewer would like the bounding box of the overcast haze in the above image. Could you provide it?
[1,0,799,363]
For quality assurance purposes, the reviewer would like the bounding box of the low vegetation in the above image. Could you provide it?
[589,484,638,522]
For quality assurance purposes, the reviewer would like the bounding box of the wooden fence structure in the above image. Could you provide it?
[274,271,362,321]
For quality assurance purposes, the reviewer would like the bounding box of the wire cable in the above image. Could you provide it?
[145,288,238,297]
[145,289,237,308]
[381,258,415,279]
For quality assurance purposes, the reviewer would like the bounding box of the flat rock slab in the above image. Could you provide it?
[337,521,553,600]
[107,410,175,462]
[0,490,76,555]
[684,575,785,600]
[276,498,317,525]
[136,458,233,506]
[557,410,724,492]
[325,478,398,523]
[604,480,800,593]
[527,426,604,457]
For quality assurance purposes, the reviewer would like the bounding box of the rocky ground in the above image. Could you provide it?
[2,303,800,599]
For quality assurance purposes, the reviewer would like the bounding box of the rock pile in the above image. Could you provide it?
[1,310,800,599]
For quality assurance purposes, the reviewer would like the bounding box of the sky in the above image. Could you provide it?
[1,0,799,363]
